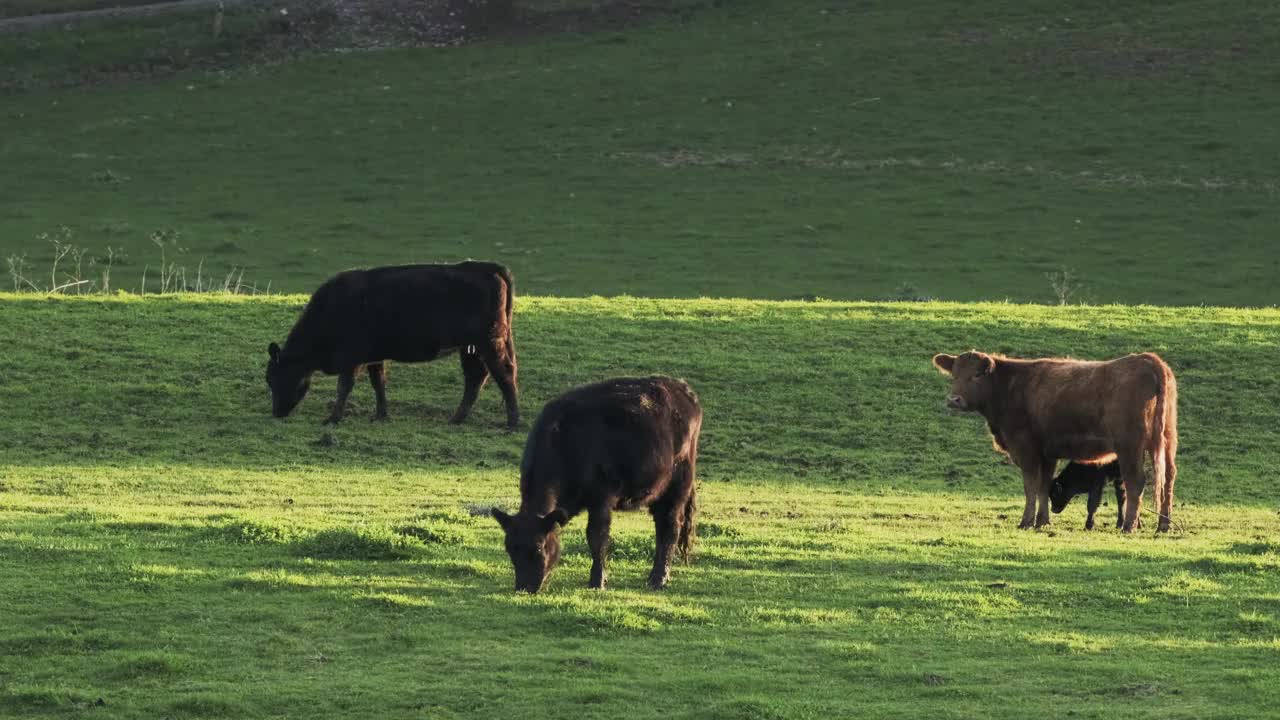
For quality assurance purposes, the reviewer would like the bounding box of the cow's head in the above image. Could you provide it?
[491,507,568,593]
[1048,478,1076,513]
[932,351,996,413]
[266,342,311,418]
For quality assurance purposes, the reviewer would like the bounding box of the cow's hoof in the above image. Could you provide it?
[587,581,606,591]
[371,413,389,423]
[648,574,669,590]
[448,414,467,425]
[1017,520,1034,530]
[322,417,342,426]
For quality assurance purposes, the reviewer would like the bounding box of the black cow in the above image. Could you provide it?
[265,262,518,428]
[1048,461,1127,530]
[492,376,702,593]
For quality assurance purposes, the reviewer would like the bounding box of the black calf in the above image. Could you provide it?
[1048,461,1126,530]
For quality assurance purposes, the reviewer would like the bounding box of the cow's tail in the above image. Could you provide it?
[1159,364,1179,531]
[1147,354,1175,532]
[677,477,698,563]
[496,265,516,354]
[676,412,701,562]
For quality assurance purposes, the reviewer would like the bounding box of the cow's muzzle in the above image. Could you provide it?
[945,395,967,411]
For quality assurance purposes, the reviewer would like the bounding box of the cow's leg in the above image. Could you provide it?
[1034,462,1054,528]
[450,350,489,424]
[1085,482,1102,531]
[1119,452,1146,533]
[648,496,684,590]
[1113,479,1127,529]
[480,339,519,430]
[1018,462,1042,529]
[323,368,357,425]
[367,362,389,420]
[586,506,612,590]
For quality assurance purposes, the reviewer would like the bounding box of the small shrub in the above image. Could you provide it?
[291,526,422,560]
[215,519,295,545]
[1046,266,1083,305]
[6,228,264,295]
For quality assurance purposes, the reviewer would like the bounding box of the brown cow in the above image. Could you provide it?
[932,351,1178,533]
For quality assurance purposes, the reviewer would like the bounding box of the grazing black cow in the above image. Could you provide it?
[492,376,702,593]
[1049,461,1127,530]
[265,262,518,427]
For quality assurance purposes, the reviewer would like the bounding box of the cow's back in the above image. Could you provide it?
[519,377,700,512]
[297,263,510,361]
[1006,353,1172,458]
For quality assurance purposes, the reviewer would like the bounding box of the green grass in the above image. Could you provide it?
[2,293,1278,718]
[3,0,1280,716]
[2,0,1279,304]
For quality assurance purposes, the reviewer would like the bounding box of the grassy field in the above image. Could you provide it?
[3,0,1280,717]
[2,0,1279,304]
[2,294,1278,718]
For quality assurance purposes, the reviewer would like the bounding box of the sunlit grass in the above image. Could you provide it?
[1,293,1278,717]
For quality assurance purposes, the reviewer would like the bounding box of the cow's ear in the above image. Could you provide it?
[268,342,281,360]
[932,353,957,375]
[975,352,996,375]
[541,508,569,531]
[491,507,514,531]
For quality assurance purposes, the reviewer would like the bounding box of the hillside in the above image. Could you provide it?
[2,0,1279,304]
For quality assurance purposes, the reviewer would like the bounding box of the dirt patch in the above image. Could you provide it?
[2,0,702,93]
[324,0,691,47]
[609,147,1280,194]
